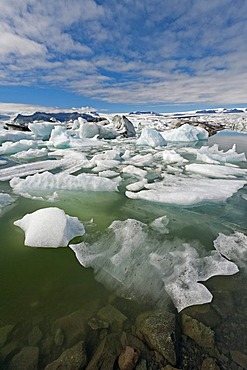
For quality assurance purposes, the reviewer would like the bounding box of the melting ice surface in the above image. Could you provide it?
[69,218,239,312]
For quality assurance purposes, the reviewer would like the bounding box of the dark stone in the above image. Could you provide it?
[8,346,39,370]
[52,309,89,347]
[28,326,42,346]
[44,341,87,370]
[136,310,179,366]
[201,357,220,370]
[97,304,128,333]
[231,350,247,368]
[86,333,122,370]
[0,324,15,347]
[13,112,101,124]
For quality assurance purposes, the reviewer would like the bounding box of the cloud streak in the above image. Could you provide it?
[0,0,247,107]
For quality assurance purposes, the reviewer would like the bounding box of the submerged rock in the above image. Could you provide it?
[181,314,215,349]
[86,333,122,370]
[8,346,39,370]
[45,341,87,370]
[136,310,178,366]
[97,305,128,333]
[0,324,15,347]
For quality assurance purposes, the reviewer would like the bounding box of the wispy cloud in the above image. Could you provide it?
[0,0,246,107]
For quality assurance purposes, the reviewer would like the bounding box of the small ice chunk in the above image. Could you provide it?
[0,159,7,166]
[162,149,188,165]
[150,215,169,234]
[122,165,147,178]
[126,179,147,191]
[48,126,71,148]
[137,128,167,147]
[78,122,99,139]
[14,207,85,247]
[197,144,247,164]
[98,170,119,178]
[161,124,208,142]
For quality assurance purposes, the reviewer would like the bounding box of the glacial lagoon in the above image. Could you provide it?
[0,127,247,368]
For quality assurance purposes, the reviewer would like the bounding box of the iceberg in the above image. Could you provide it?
[161,124,208,142]
[162,149,188,165]
[14,207,85,247]
[11,148,48,160]
[136,128,167,147]
[10,171,119,198]
[0,130,34,145]
[28,122,56,140]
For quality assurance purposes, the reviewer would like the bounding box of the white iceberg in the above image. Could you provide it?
[14,207,85,247]
[162,149,188,165]
[161,124,208,142]
[136,128,167,147]
[28,122,56,140]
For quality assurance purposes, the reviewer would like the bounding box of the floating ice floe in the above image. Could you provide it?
[161,124,208,142]
[126,174,246,205]
[136,128,167,147]
[10,171,119,198]
[11,148,48,160]
[0,192,15,214]
[196,144,246,164]
[69,218,239,312]
[0,159,67,181]
[162,149,188,165]
[185,163,247,179]
[214,232,247,269]
[0,130,34,145]
[122,165,147,178]
[0,140,38,155]
[0,159,7,166]
[14,207,85,247]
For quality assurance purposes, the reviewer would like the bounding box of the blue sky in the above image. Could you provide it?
[0,0,247,112]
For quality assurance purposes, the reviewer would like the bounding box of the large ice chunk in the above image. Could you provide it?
[137,128,167,147]
[0,131,34,145]
[14,207,85,247]
[161,124,208,142]
[126,175,246,205]
[28,122,56,140]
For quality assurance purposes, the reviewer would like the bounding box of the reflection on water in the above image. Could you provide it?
[0,132,247,368]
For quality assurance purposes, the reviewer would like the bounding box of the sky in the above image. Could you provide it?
[0,0,247,113]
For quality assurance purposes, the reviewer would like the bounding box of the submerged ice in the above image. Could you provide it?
[69,218,239,312]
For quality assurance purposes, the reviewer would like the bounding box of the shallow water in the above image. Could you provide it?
[0,131,247,368]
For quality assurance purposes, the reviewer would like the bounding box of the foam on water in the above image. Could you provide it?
[14,207,85,247]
